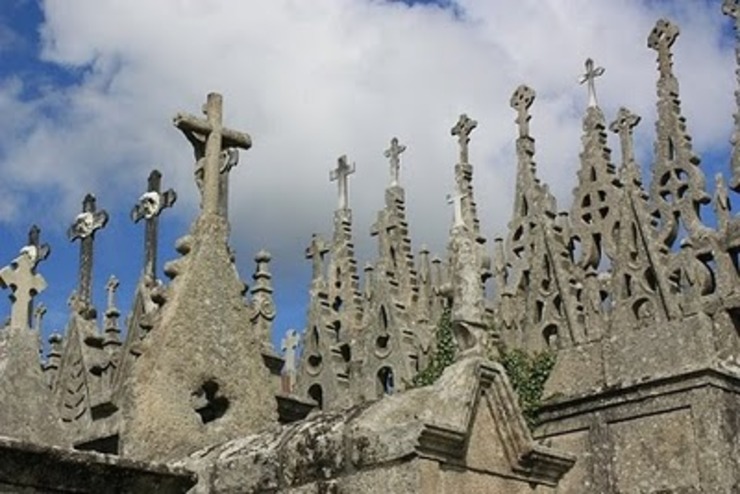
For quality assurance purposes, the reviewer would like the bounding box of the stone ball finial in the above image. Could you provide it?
[255,249,272,263]
[48,333,63,344]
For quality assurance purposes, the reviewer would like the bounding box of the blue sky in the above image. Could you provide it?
[0,0,737,354]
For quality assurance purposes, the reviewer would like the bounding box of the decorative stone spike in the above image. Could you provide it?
[132,170,177,280]
[103,275,122,354]
[68,194,108,317]
[250,249,277,350]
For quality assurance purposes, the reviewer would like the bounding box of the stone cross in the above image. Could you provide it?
[68,194,108,311]
[0,252,47,330]
[20,225,51,270]
[610,107,641,177]
[451,114,477,164]
[131,170,177,280]
[33,303,46,333]
[305,234,329,282]
[281,329,300,392]
[447,191,467,229]
[384,137,406,187]
[106,275,120,311]
[648,19,679,76]
[173,93,252,216]
[330,155,356,210]
[578,58,605,108]
[510,85,536,138]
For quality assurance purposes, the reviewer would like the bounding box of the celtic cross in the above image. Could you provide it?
[451,114,477,164]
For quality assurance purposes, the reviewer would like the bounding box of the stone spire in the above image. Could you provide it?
[131,170,177,281]
[68,194,108,318]
[570,59,621,271]
[250,249,276,351]
[647,19,710,246]
[122,93,275,461]
[174,92,251,218]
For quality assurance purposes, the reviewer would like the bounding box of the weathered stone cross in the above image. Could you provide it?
[174,93,251,216]
[648,19,679,77]
[281,329,300,376]
[610,107,641,175]
[305,234,329,282]
[578,58,605,108]
[510,85,536,138]
[20,224,51,270]
[68,194,108,312]
[384,137,406,187]
[447,191,467,229]
[106,275,120,312]
[0,250,47,330]
[330,155,356,210]
[451,114,477,165]
[131,170,177,280]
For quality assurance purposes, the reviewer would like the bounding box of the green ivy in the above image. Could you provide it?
[498,348,556,429]
[412,307,455,387]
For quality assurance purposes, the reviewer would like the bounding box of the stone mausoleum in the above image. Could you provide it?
[1,5,740,494]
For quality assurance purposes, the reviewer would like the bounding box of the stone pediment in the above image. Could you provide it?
[181,356,574,493]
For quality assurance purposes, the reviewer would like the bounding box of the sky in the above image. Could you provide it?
[0,0,737,352]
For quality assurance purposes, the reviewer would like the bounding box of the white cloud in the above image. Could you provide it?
[0,0,736,332]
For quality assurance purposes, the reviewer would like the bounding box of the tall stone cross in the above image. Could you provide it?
[68,194,108,312]
[306,234,329,282]
[281,329,300,392]
[173,93,251,217]
[451,114,477,165]
[384,137,406,187]
[330,155,356,210]
[131,170,177,280]
[0,251,47,330]
[510,85,536,138]
[578,58,605,108]
[447,191,467,229]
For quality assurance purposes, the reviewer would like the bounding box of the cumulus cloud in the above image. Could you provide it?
[0,0,736,334]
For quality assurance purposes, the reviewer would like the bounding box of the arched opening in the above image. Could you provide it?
[543,325,559,349]
[308,384,324,410]
[377,367,394,397]
[192,380,229,424]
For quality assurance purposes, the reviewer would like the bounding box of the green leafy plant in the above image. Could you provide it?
[412,307,455,387]
[498,348,556,429]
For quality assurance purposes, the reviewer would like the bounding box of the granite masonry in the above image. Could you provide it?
[1,7,740,494]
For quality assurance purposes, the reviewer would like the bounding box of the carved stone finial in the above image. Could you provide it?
[648,19,680,76]
[68,194,108,315]
[0,251,47,330]
[174,92,251,217]
[510,85,536,137]
[106,275,120,312]
[451,114,477,165]
[384,137,406,187]
[329,155,356,211]
[21,225,51,269]
[610,107,642,178]
[306,234,329,282]
[578,58,605,108]
[132,170,177,280]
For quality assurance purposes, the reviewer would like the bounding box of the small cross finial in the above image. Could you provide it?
[106,275,120,311]
[306,234,329,282]
[447,191,467,228]
[578,58,605,108]
[451,114,477,164]
[510,85,536,137]
[648,18,680,77]
[132,170,177,279]
[329,155,356,210]
[610,107,641,172]
[20,224,51,269]
[281,329,300,393]
[384,137,406,187]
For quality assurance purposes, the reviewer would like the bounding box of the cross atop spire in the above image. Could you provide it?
[0,249,47,330]
[330,155,356,210]
[648,19,679,76]
[132,170,177,280]
[578,58,605,108]
[106,275,120,312]
[610,107,642,179]
[174,92,251,216]
[68,193,108,315]
[384,137,406,187]
[21,225,50,270]
[451,114,477,164]
[510,85,536,138]
[306,234,329,283]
